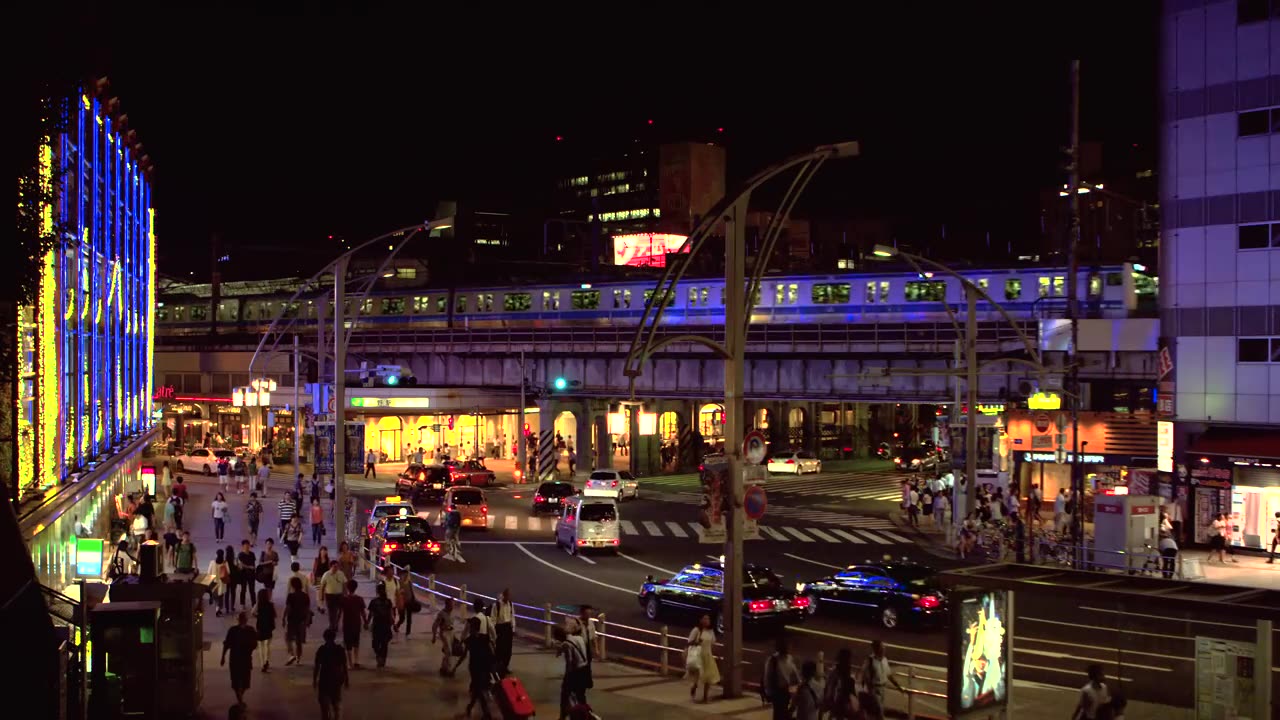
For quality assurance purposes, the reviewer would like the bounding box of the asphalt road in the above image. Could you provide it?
[348,471,1279,710]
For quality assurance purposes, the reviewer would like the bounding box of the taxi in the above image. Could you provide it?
[365,497,419,545]
[442,487,489,530]
[369,514,442,571]
[638,560,807,636]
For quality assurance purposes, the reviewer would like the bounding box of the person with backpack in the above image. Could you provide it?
[761,636,801,720]
[208,549,231,617]
[555,624,591,718]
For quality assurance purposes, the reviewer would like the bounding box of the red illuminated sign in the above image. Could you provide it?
[612,233,689,268]
[1130,505,1155,515]
[153,385,176,400]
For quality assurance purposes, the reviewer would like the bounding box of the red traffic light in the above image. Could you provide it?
[447,416,455,430]
[523,423,530,434]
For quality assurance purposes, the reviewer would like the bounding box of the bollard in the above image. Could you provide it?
[460,583,468,605]
[659,625,669,676]
[597,612,606,662]
[906,666,916,719]
[544,603,554,648]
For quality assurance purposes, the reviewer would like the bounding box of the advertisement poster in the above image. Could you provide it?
[313,422,365,476]
[699,458,729,543]
[315,422,335,476]
[949,589,1010,716]
[1195,637,1256,719]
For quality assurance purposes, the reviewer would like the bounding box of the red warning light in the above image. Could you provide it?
[647,119,654,125]
[555,135,563,142]
[716,127,724,133]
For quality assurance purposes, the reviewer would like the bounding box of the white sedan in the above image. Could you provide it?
[767,451,822,475]
[171,448,240,476]
[582,470,640,501]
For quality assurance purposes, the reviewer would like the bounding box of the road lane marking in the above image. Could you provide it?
[504,516,518,530]
[642,521,662,536]
[1020,615,1193,640]
[760,527,788,541]
[856,530,892,544]
[574,552,597,565]
[511,543,634,595]
[830,529,866,543]
[1016,648,1171,672]
[781,527,815,542]
[705,555,721,562]
[783,553,843,570]
[1017,635,1191,661]
[879,530,911,543]
[789,625,946,657]
[665,522,688,538]
[620,520,639,535]
[806,528,841,543]
[1078,605,1253,630]
[616,552,678,576]
[528,517,543,532]
[687,522,703,536]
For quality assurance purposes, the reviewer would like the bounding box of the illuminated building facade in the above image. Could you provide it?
[16,92,156,495]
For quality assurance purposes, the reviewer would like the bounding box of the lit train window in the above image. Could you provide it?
[1005,279,1022,300]
[775,283,798,305]
[719,287,725,305]
[643,289,675,308]
[413,296,431,313]
[879,281,889,302]
[571,290,600,309]
[157,307,169,321]
[282,302,300,319]
[435,297,446,313]
[455,295,467,314]
[478,293,494,311]
[866,282,876,303]
[977,278,989,292]
[1038,277,1050,298]
[1052,276,1065,297]
[381,298,405,315]
[190,306,208,322]
[1088,274,1102,297]
[904,281,946,302]
[360,299,373,315]
[688,287,698,306]
[612,289,631,309]
[543,291,560,311]
[812,283,851,305]
[700,288,708,306]
[504,293,532,311]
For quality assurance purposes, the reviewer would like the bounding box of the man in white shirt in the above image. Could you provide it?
[257,462,271,497]
[1054,489,1068,534]
[936,492,951,542]
[468,599,496,643]
[865,640,905,708]
[494,588,516,674]
[364,449,377,479]
[1073,664,1110,720]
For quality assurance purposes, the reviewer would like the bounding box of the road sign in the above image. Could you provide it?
[328,396,336,413]
[744,485,767,520]
[743,431,767,465]
[1033,413,1051,433]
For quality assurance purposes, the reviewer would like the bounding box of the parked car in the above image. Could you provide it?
[369,514,442,571]
[795,561,947,629]
[443,459,497,487]
[172,448,240,476]
[396,464,453,502]
[582,469,639,501]
[767,451,822,475]
[638,560,808,636]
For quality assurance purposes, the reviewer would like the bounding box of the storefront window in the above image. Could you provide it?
[1230,468,1280,549]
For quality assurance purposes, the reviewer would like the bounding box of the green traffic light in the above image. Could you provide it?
[553,377,568,391]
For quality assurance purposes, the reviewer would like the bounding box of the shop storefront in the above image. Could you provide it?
[1183,428,1280,550]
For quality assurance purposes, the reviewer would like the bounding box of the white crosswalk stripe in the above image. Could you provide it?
[642,521,661,535]
[640,491,897,530]
[806,528,841,543]
[760,471,907,502]
[457,513,915,544]
[760,527,789,541]
[830,528,867,544]
[620,520,639,535]
[782,527,816,542]
[665,522,689,538]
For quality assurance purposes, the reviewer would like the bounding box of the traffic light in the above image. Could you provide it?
[447,416,455,430]
[551,377,581,392]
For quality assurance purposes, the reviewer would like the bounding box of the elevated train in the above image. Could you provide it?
[156,263,1151,336]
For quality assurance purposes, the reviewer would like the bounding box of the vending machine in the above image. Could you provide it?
[1092,493,1162,573]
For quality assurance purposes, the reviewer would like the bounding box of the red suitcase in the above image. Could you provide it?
[493,674,536,719]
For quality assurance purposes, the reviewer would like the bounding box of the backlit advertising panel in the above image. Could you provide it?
[612,233,689,268]
[948,588,1010,716]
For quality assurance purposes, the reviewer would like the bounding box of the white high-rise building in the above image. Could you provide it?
[1160,0,1280,548]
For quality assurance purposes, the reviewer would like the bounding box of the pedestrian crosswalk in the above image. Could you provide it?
[640,470,907,502]
[640,490,898,530]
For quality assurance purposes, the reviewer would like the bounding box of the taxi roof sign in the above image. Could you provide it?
[383,496,402,503]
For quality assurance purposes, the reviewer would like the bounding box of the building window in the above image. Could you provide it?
[504,293,532,311]
[1238,109,1271,137]
[455,295,467,314]
[1238,338,1270,362]
[1239,224,1272,249]
[1274,339,1280,362]
[477,293,494,312]
[612,289,631,309]
[211,374,231,394]
[394,267,416,279]
[570,290,600,310]
[775,283,798,305]
[812,283,851,304]
[1005,279,1022,301]
[543,291,560,311]
[413,296,431,313]
[381,298,405,315]
[836,258,854,269]
[904,281,946,302]
[1237,0,1274,25]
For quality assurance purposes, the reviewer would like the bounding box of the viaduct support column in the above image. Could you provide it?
[593,404,612,471]
[537,396,559,482]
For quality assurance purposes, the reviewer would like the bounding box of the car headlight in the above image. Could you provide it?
[795,582,806,593]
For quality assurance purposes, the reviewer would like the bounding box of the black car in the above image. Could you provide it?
[396,464,453,502]
[796,561,947,629]
[532,481,577,515]
[893,447,941,473]
[369,514,442,571]
[638,561,807,635]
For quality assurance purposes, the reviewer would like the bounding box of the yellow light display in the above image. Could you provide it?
[146,208,156,416]
[38,249,59,489]
[16,309,34,491]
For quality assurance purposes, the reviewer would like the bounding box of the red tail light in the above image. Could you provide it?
[611,480,618,488]
[382,542,398,553]
[748,599,773,613]
[534,495,544,502]
[426,541,441,552]
[785,459,795,464]
[791,596,811,609]
[610,539,619,545]
[480,505,488,515]
[916,595,941,609]
[698,464,704,472]
[577,539,588,546]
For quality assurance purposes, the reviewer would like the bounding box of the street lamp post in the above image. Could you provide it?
[624,142,860,697]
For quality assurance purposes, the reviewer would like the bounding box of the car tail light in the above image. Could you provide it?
[577,539,588,546]
[480,505,488,515]
[611,480,618,488]
[534,495,544,502]
[748,599,773,613]
[426,541,441,552]
[785,459,795,464]
[610,539,619,545]
[791,596,811,609]
[698,464,704,472]
[916,595,941,610]
[894,458,902,464]
[382,542,398,553]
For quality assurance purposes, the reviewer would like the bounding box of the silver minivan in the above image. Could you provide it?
[554,496,620,555]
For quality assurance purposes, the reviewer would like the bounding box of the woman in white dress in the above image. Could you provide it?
[685,614,720,703]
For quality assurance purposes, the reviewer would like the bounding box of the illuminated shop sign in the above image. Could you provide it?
[1026,392,1062,410]
[1157,421,1173,473]
[612,233,689,268]
[1021,452,1105,464]
[349,397,431,409]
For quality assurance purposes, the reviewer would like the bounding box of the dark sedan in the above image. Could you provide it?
[892,447,942,473]
[396,464,453,502]
[796,561,947,629]
[638,561,808,635]
[369,515,442,571]
[532,481,577,515]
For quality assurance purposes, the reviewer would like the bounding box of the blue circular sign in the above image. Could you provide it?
[744,485,767,520]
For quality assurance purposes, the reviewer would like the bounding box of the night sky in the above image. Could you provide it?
[26,6,1158,279]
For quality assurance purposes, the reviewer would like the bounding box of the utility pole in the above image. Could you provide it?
[721,200,748,698]
[332,256,348,541]
[1067,60,1084,554]
[518,350,527,482]
[293,335,301,478]
[965,285,979,527]
[950,340,963,541]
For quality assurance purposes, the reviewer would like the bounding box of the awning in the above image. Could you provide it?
[1188,428,1280,461]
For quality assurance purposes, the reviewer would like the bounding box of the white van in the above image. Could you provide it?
[554,496,620,555]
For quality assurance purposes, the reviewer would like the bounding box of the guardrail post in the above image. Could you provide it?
[543,603,554,648]
[815,651,825,681]
[459,583,468,605]
[906,666,915,719]
[597,612,606,662]
[660,625,669,676]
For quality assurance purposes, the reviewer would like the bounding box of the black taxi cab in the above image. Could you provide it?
[795,559,947,629]
[369,514,442,571]
[638,560,807,635]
